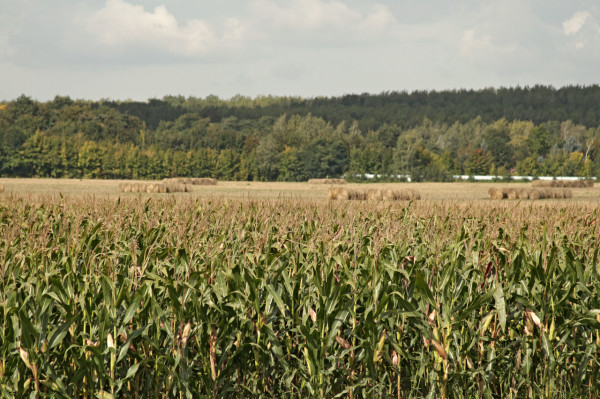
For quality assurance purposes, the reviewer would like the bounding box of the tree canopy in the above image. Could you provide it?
[1,85,600,180]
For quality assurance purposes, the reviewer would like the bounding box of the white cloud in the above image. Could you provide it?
[460,29,493,57]
[86,0,243,57]
[250,0,395,37]
[563,11,590,35]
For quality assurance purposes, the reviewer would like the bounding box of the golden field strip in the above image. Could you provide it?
[0,178,598,203]
[0,179,599,397]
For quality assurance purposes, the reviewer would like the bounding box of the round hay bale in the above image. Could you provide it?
[366,189,383,201]
[157,184,167,193]
[563,188,573,198]
[130,183,140,193]
[145,183,155,193]
[381,189,395,201]
[351,189,367,200]
[328,187,340,200]
[337,188,350,200]
[531,180,544,187]
[517,188,530,200]
[184,184,193,192]
[507,188,518,200]
[529,189,541,200]
[405,189,420,200]
[396,190,410,201]
[488,188,504,200]
[200,178,217,185]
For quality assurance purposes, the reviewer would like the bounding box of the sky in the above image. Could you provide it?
[1,0,599,102]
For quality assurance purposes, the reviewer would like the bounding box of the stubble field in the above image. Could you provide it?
[0,178,599,202]
[0,178,599,398]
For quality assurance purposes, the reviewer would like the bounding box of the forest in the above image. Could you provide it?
[1,85,600,181]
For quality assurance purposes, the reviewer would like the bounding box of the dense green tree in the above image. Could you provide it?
[300,137,348,178]
[2,87,600,179]
[481,119,513,169]
[216,149,241,180]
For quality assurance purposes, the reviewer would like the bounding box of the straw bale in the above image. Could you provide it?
[131,183,140,193]
[396,190,409,201]
[328,187,340,200]
[366,189,383,201]
[350,189,367,200]
[563,188,573,198]
[407,189,421,200]
[507,188,518,200]
[345,189,366,200]
[488,188,504,200]
[308,178,347,184]
[381,189,396,201]
[554,189,564,199]
[145,183,155,193]
[157,184,167,193]
[195,178,217,185]
[339,188,352,200]
[533,180,590,188]
[529,189,541,200]
[517,188,530,200]
[531,180,544,187]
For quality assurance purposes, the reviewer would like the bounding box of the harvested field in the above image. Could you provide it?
[0,179,598,203]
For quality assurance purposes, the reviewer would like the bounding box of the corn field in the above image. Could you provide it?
[1,195,599,398]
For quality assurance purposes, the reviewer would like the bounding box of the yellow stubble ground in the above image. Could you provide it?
[0,178,598,204]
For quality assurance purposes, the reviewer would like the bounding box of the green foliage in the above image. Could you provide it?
[3,86,600,180]
[1,198,600,397]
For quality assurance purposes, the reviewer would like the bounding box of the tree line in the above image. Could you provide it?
[1,85,600,181]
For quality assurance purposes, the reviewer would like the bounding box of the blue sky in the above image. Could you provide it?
[1,0,599,101]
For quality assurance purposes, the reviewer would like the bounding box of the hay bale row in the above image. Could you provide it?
[309,178,347,185]
[118,182,192,193]
[489,187,573,200]
[531,180,593,188]
[329,187,420,201]
[163,177,217,185]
